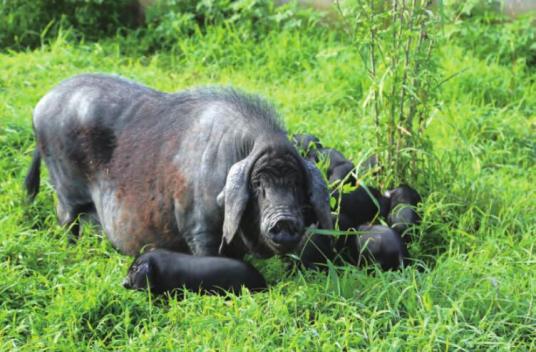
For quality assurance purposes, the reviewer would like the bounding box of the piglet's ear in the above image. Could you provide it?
[137,261,155,290]
[302,159,333,230]
[138,262,151,277]
[218,157,253,255]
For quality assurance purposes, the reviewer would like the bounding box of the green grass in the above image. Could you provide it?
[1,21,535,350]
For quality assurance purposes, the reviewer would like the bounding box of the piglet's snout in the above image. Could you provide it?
[122,278,131,289]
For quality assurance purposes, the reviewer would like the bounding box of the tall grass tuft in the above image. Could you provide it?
[342,0,443,186]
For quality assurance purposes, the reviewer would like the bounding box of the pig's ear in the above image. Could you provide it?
[302,159,333,230]
[138,261,155,290]
[138,261,151,276]
[218,158,253,254]
[218,146,263,255]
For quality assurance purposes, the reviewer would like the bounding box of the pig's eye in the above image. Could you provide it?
[252,181,265,197]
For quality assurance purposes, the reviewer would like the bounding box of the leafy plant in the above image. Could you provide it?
[342,1,443,186]
[134,0,324,52]
[0,0,139,51]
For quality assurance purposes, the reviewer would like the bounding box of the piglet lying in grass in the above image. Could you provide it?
[334,185,389,230]
[385,185,422,240]
[350,225,409,271]
[123,249,267,295]
[292,133,323,161]
[292,133,356,185]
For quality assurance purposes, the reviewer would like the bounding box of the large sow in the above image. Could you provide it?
[25,74,332,258]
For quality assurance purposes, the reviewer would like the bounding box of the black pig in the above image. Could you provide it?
[123,249,267,295]
[350,225,409,271]
[385,185,422,240]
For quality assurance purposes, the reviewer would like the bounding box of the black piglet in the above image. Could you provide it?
[123,249,267,295]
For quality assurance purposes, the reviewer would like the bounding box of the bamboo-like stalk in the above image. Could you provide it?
[388,0,400,176]
[397,0,416,152]
[352,0,440,185]
[369,0,381,151]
